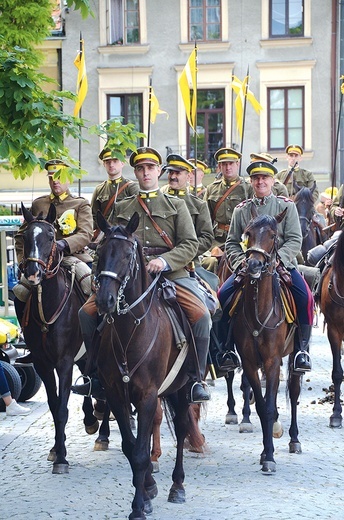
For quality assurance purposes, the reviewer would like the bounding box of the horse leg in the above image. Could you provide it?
[94,402,111,451]
[328,326,344,428]
[239,372,253,433]
[185,403,205,453]
[287,356,302,453]
[82,396,99,435]
[225,371,238,424]
[151,398,163,473]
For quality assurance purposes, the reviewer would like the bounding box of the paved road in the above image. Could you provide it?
[1,315,343,520]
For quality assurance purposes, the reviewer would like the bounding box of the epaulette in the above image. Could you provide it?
[277,195,293,203]
[236,198,252,208]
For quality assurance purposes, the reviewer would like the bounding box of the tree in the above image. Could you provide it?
[0,0,94,181]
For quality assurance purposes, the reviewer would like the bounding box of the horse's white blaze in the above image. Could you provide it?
[32,225,42,258]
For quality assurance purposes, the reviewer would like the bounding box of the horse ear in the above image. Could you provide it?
[293,179,301,193]
[275,207,288,224]
[250,203,258,219]
[46,203,56,224]
[21,202,34,223]
[126,212,140,234]
[97,211,111,233]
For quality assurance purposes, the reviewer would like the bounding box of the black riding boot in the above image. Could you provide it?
[187,337,211,403]
[214,314,241,372]
[294,324,312,372]
[71,309,105,400]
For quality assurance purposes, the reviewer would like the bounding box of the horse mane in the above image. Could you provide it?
[332,230,344,278]
[245,214,278,234]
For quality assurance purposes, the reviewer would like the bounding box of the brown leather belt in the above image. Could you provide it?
[142,247,170,256]
[217,223,230,231]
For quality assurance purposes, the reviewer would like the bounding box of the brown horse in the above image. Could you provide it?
[94,211,204,520]
[319,228,344,428]
[231,209,303,473]
[19,203,109,473]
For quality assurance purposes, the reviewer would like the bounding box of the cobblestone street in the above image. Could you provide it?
[1,316,343,520]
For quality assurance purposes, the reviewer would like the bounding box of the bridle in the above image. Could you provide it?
[245,233,279,277]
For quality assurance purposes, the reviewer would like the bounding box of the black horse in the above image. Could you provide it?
[94,211,204,519]
[19,203,110,473]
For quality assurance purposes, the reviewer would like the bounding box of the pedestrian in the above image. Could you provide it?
[0,362,30,416]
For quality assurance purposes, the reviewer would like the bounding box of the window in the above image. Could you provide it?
[189,0,221,42]
[270,0,304,38]
[268,87,304,150]
[188,89,225,169]
[107,94,143,145]
[108,0,140,45]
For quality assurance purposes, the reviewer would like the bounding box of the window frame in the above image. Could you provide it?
[269,0,304,39]
[107,93,144,144]
[267,86,305,151]
[188,0,222,43]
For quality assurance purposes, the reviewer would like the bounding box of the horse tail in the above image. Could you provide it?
[332,229,344,279]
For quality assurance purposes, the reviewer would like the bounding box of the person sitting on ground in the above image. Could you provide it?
[0,362,31,416]
[217,159,314,373]
[71,147,212,403]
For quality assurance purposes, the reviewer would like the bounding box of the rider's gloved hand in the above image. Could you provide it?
[56,239,68,252]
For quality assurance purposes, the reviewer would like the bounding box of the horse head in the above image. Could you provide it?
[243,208,287,278]
[21,203,58,285]
[294,183,316,238]
[95,211,141,315]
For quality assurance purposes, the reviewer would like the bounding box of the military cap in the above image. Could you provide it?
[249,152,277,164]
[45,159,69,176]
[99,148,116,161]
[247,160,278,178]
[286,144,303,155]
[188,158,208,172]
[129,147,162,167]
[165,154,194,173]
[214,147,242,163]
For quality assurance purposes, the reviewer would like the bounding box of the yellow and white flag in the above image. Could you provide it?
[179,48,197,131]
[73,39,88,116]
[232,75,262,138]
[150,87,169,124]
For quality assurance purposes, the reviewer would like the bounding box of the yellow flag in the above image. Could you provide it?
[340,75,344,95]
[179,48,197,131]
[73,39,88,116]
[231,75,262,138]
[150,87,169,124]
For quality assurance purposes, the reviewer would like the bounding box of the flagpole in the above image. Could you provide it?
[239,65,249,176]
[331,76,344,194]
[147,77,152,147]
[193,42,198,192]
[78,32,82,196]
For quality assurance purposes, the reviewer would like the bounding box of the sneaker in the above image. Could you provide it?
[6,399,31,416]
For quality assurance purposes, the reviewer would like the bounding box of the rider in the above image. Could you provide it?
[71,147,212,403]
[217,159,314,373]
[13,159,93,324]
[187,158,209,199]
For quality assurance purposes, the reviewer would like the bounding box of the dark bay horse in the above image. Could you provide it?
[231,209,303,473]
[294,182,327,264]
[319,229,344,428]
[19,203,108,473]
[94,211,203,520]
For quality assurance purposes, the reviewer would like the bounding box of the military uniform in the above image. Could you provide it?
[91,178,138,229]
[276,167,319,202]
[15,190,93,264]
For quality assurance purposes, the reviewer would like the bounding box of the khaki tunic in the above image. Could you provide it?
[226,195,302,272]
[204,177,250,246]
[91,177,138,228]
[111,191,199,281]
[276,168,319,202]
[162,188,214,264]
[189,185,207,199]
[330,184,344,228]
[15,191,93,264]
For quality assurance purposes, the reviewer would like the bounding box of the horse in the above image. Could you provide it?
[19,203,110,473]
[94,210,205,519]
[294,182,327,264]
[319,228,344,428]
[230,209,303,473]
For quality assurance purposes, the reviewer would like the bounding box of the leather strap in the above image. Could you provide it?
[212,180,240,221]
[93,181,131,239]
[137,195,173,249]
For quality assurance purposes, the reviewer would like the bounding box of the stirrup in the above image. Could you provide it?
[71,375,92,397]
[188,381,211,403]
[293,351,312,372]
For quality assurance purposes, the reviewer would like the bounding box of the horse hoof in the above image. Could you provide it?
[85,420,99,435]
[273,420,284,438]
[129,512,146,520]
[289,441,302,454]
[144,498,153,515]
[52,463,69,474]
[168,484,186,504]
[151,460,159,473]
[225,413,238,425]
[47,449,56,462]
[329,416,342,428]
[261,460,276,474]
[239,421,253,433]
[145,483,158,500]
[94,439,109,451]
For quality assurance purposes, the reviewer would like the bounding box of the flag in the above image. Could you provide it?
[340,75,344,95]
[179,48,197,131]
[150,87,169,124]
[231,75,262,138]
[73,39,88,116]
